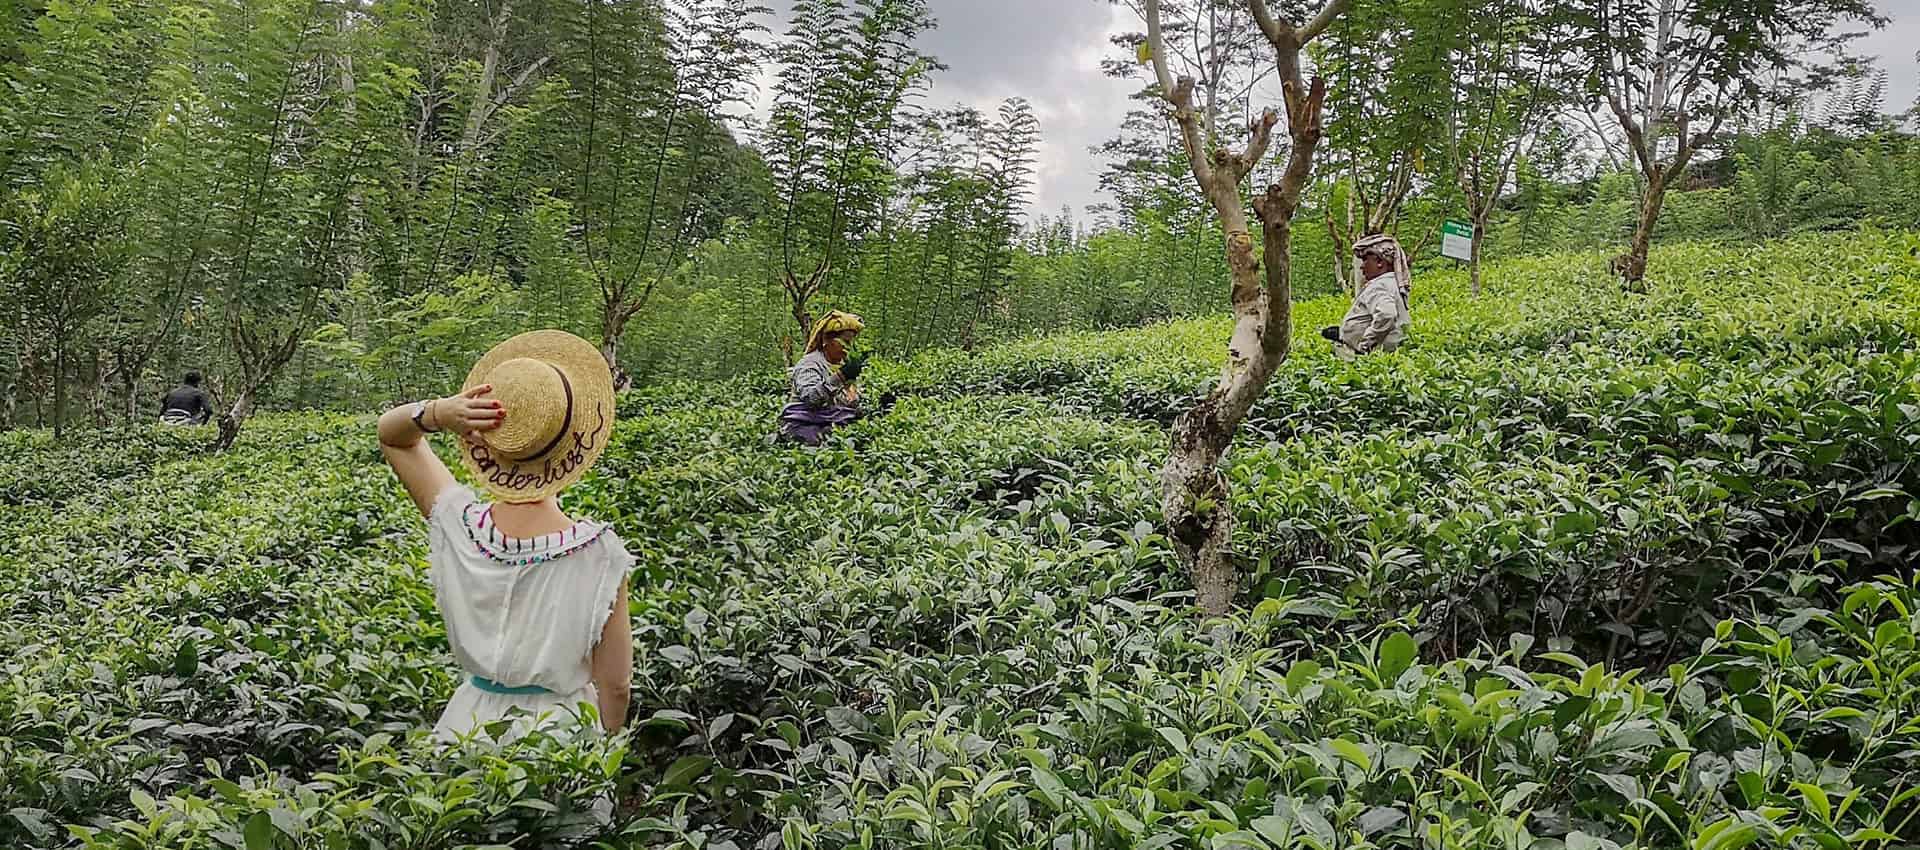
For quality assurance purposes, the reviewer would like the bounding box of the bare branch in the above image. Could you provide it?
[1171,79,1219,190]
[1240,109,1279,177]
[1145,0,1219,191]
[1606,93,1656,177]
[1144,0,1178,95]
[1299,0,1352,43]
[1247,0,1286,44]
[501,55,550,103]
[1273,75,1329,210]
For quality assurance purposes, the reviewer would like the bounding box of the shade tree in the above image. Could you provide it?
[1141,0,1352,615]
[1564,0,1884,285]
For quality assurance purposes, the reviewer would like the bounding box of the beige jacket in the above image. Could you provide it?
[1339,273,1410,356]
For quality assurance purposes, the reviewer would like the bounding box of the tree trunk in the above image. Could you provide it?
[1345,186,1363,291]
[1469,234,1484,297]
[24,336,42,428]
[598,312,634,391]
[1325,206,1351,292]
[1624,171,1668,286]
[121,358,139,423]
[1162,179,1314,614]
[0,368,14,430]
[87,349,108,427]
[600,309,625,372]
[1164,402,1238,611]
[1469,209,1489,297]
[461,0,509,157]
[30,350,43,427]
[1162,223,1257,609]
[779,264,829,365]
[52,336,66,440]
[336,12,365,282]
[1146,0,1340,615]
[215,387,253,451]
[877,206,897,357]
[790,292,812,361]
[214,314,308,451]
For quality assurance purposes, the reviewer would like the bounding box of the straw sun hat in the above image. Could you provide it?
[458,330,616,504]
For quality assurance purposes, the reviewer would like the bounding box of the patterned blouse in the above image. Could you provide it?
[788,350,858,410]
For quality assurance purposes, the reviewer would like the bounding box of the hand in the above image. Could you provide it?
[434,384,506,438]
[840,353,869,384]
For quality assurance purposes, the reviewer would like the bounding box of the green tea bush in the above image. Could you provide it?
[3,231,1919,849]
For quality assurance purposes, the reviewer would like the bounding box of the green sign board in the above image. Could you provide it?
[1441,219,1474,261]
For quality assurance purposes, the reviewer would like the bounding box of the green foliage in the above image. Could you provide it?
[1321,0,1455,202]
[762,0,940,345]
[0,0,160,191]
[1729,129,1920,237]
[0,162,132,321]
[3,0,1914,430]
[545,0,772,361]
[6,233,1920,848]
[1489,131,1920,260]
[1563,0,1885,109]
[0,161,132,434]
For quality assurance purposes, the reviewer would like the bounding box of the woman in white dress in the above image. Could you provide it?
[375,330,634,743]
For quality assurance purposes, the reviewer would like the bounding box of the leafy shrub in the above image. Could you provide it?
[4,232,1920,849]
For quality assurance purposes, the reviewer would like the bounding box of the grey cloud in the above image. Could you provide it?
[1856,0,1919,114]
[915,0,1140,221]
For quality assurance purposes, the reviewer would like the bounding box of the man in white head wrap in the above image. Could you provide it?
[1330,234,1412,359]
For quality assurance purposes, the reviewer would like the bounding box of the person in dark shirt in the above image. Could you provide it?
[160,371,215,426]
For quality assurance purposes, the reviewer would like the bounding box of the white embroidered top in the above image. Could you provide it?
[425,485,633,742]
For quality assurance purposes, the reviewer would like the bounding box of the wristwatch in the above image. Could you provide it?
[410,400,439,433]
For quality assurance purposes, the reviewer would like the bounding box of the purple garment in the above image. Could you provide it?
[778,402,860,446]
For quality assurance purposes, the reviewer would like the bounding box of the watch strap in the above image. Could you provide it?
[412,400,439,433]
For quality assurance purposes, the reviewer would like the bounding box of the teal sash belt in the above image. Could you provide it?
[470,675,552,696]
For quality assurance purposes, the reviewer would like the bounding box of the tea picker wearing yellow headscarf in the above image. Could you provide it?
[778,311,870,445]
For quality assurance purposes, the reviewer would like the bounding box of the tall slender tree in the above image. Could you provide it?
[554,0,769,376]
[1104,1,1271,312]
[1566,0,1883,285]
[192,0,410,448]
[100,3,226,421]
[1143,0,1351,615]
[1442,0,1576,295]
[375,0,560,300]
[764,0,937,353]
[0,162,129,438]
[0,0,163,193]
[1318,0,1452,289]
[959,98,1040,349]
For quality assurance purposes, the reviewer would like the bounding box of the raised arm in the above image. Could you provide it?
[377,385,505,518]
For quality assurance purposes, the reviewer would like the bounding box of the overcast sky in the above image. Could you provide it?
[751,0,1920,222]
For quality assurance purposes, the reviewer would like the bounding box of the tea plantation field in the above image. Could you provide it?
[4,232,1920,849]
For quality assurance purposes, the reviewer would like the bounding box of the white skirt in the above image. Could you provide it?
[431,679,618,824]
[432,679,602,744]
